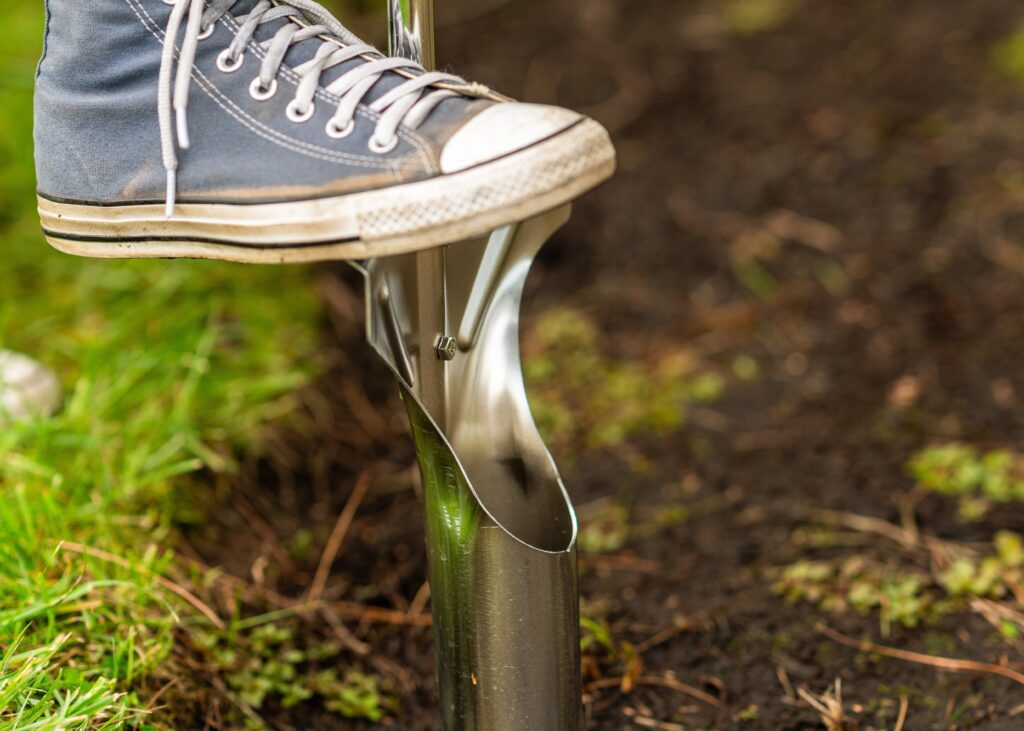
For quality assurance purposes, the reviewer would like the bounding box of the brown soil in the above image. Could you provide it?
[185,0,1024,728]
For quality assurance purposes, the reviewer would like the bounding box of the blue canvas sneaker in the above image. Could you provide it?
[34,0,616,263]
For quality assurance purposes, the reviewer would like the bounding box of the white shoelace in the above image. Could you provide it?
[160,0,466,217]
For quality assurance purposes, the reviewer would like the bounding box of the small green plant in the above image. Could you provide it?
[524,308,725,459]
[774,558,939,635]
[992,24,1024,82]
[775,532,1024,639]
[734,704,760,723]
[195,622,397,724]
[725,0,802,37]
[907,442,1024,518]
[578,490,733,555]
[579,616,643,691]
[578,503,631,554]
[939,531,1024,602]
[315,669,395,722]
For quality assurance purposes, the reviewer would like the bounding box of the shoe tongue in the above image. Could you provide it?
[228,0,410,105]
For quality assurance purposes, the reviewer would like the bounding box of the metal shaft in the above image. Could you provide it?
[365,2,582,729]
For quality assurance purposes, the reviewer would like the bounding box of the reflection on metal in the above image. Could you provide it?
[457,224,516,350]
[349,2,582,729]
[388,0,436,70]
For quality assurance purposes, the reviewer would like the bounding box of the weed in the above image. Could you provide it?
[776,557,941,634]
[907,442,1024,518]
[992,24,1024,82]
[726,0,802,37]
[580,616,644,692]
[775,531,1024,638]
[578,490,734,555]
[734,704,760,723]
[524,308,725,460]
[579,502,631,554]
[195,622,397,724]
[731,354,762,382]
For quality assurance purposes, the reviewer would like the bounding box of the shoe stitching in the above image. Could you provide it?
[219,14,437,173]
[190,65,405,177]
[126,0,431,173]
[126,0,395,168]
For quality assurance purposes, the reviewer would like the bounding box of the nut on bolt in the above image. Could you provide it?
[436,335,457,361]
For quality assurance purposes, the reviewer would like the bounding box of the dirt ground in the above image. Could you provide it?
[184,0,1024,728]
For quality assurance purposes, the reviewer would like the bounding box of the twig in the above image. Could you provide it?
[208,674,263,726]
[58,541,225,629]
[318,603,371,656]
[797,679,846,730]
[776,666,796,701]
[334,600,432,627]
[894,694,909,731]
[810,509,964,561]
[585,674,725,708]
[307,472,372,603]
[635,621,691,654]
[232,492,296,572]
[407,581,431,619]
[580,553,665,575]
[622,708,687,731]
[818,623,1024,686]
[969,597,1024,647]
[810,510,921,550]
[183,554,432,627]
[144,677,180,712]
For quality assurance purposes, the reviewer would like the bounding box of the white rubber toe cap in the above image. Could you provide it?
[440,103,584,174]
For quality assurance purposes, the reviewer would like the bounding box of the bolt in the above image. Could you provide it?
[436,336,457,361]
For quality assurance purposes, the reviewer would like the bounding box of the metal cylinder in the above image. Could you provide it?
[374,4,583,728]
[361,212,583,731]
[403,389,580,731]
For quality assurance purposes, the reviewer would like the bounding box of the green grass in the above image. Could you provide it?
[0,3,323,727]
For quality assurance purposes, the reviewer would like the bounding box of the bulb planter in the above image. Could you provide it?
[348,2,584,728]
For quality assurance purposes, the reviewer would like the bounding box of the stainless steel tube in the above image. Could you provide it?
[357,3,582,729]
[358,212,582,731]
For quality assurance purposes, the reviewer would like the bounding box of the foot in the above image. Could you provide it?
[0,351,62,425]
[34,0,616,263]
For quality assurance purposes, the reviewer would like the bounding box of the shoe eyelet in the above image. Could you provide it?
[197,23,215,41]
[325,118,355,139]
[217,49,244,73]
[369,135,399,154]
[249,77,278,101]
[286,99,315,124]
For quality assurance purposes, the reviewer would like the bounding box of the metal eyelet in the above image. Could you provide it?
[197,23,215,41]
[249,77,278,101]
[216,49,244,73]
[369,135,399,154]
[286,99,315,124]
[325,118,355,139]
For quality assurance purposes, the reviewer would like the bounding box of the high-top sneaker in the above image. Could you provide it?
[34,0,616,263]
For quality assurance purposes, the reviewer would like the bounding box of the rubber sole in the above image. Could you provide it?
[39,119,615,264]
